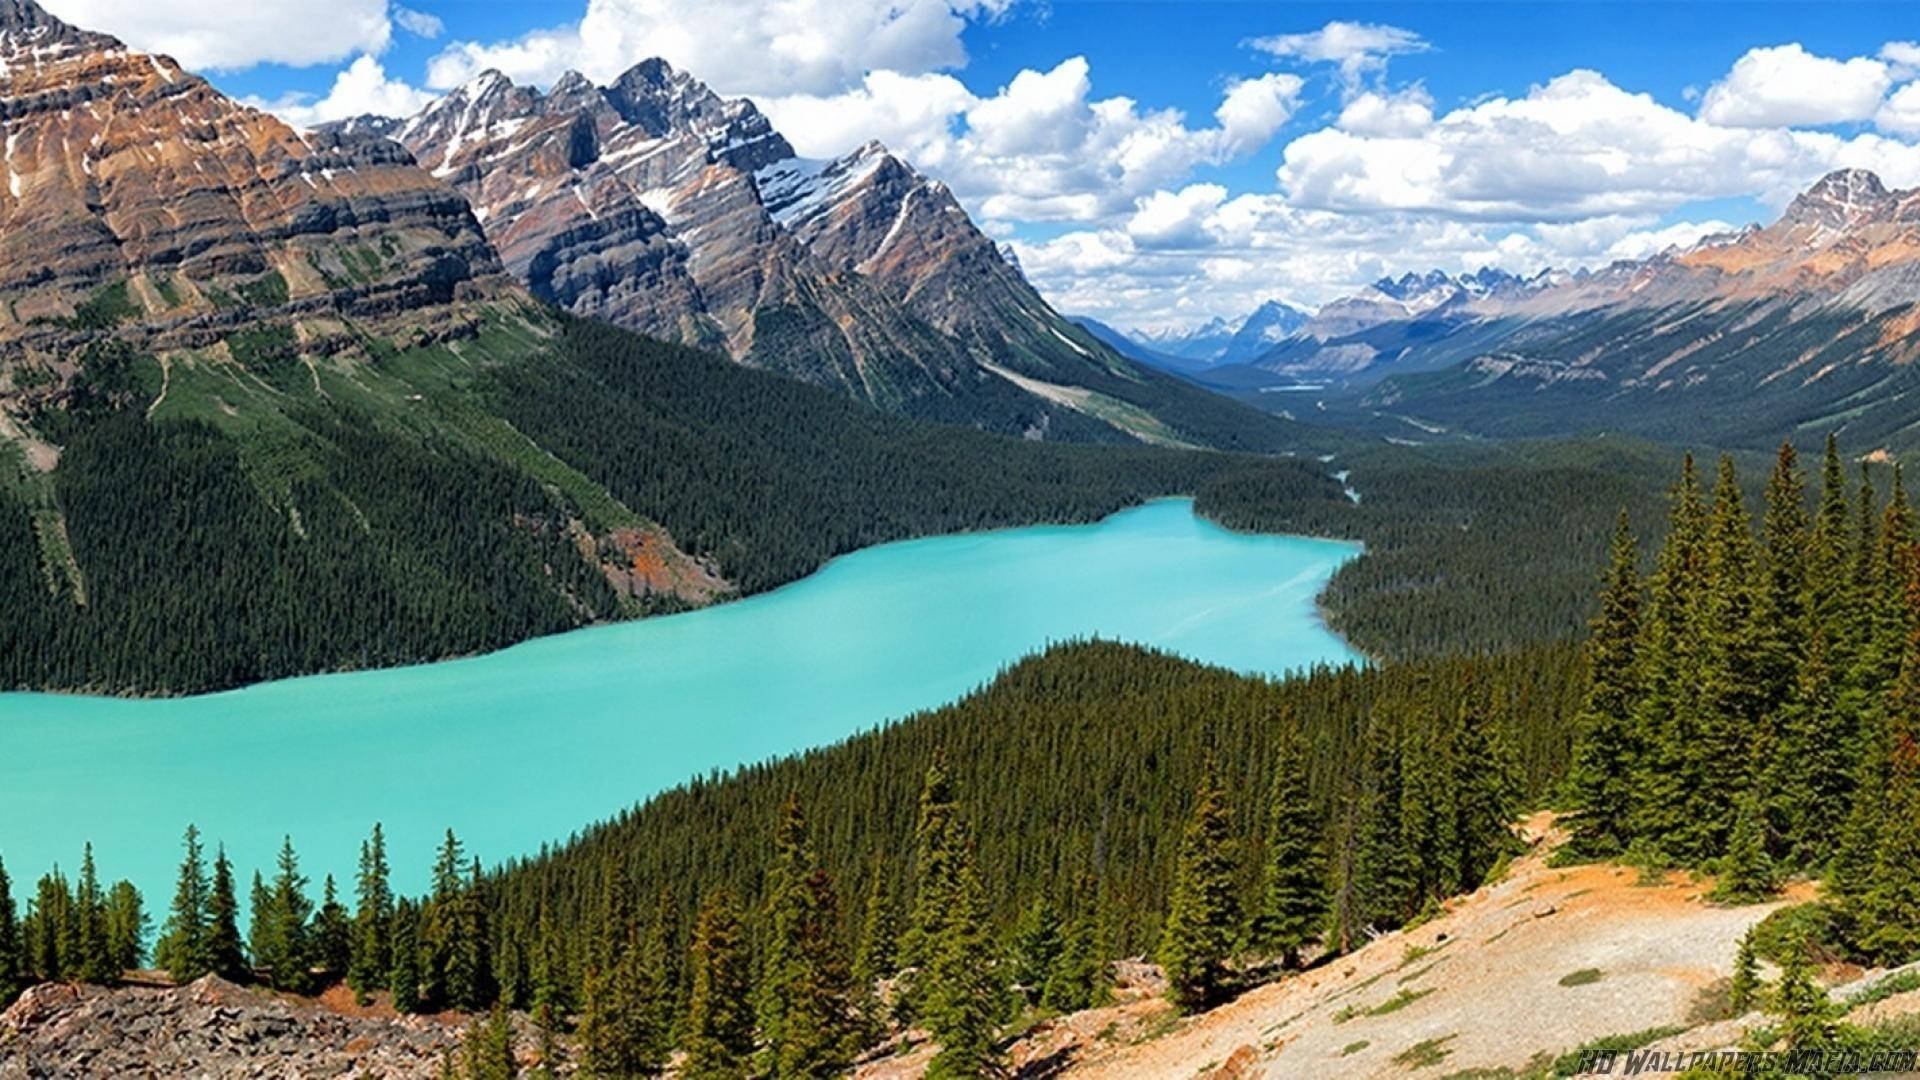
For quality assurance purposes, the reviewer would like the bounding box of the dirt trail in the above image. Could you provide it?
[1058,814,1812,1079]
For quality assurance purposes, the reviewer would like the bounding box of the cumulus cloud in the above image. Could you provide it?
[40,0,393,70]
[759,57,1298,224]
[1878,81,1920,136]
[1277,68,1920,222]
[1335,86,1433,137]
[425,0,1007,98]
[1698,44,1891,128]
[244,55,438,129]
[1247,21,1428,92]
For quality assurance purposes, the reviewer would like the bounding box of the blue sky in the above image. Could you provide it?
[40,1,1920,327]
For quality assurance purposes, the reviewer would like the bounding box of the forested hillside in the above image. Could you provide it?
[0,311,1344,695]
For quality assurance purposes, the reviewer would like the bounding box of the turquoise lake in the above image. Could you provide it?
[0,498,1360,906]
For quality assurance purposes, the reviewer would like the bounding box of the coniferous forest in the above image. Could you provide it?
[5,437,1920,1073]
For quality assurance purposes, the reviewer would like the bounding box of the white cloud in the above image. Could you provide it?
[1247,21,1428,92]
[1127,184,1229,249]
[759,57,1297,225]
[1215,73,1306,152]
[1878,81,1920,136]
[1277,69,1920,222]
[39,0,393,70]
[393,6,444,39]
[1698,44,1891,128]
[1335,86,1433,137]
[244,55,437,129]
[425,0,1005,98]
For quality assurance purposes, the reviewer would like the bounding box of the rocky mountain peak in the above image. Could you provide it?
[0,0,115,52]
[1782,168,1896,231]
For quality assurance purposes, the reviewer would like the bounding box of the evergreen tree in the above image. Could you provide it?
[28,870,69,981]
[851,862,899,1039]
[1768,627,1852,868]
[460,1005,516,1080]
[390,897,422,1013]
[1565,511,1642,857]
[903,756,963,977]
[104,881,146,975]
[759,796,854,1077]
[1709,786,1774,905]
[1008,897,1063,1004]
[1159,768,1240,1010]
[349,824,393,1003]
[1771,929,1836,1050]
[1248,716,1329,967]
[1757,441,1810,716]
[421,829,466,1009]
[256,837,314,992]
[683,889,754,1080]
[158,825,209,984]
[73,844,112,982]
[578,926,670,1077]
[1042,905,1109,1014]
[446,858,493,1010]
[315,875,351,980]
[0,856,18,993]
[1729,930,1761,1015]
[1630,454,1708,853]
[205,847,247,981]
[924,856,1004,1080]
[1858,707,1920,963]
[1684,456,1764,858]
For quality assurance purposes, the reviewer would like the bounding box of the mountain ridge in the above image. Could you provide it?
[324,62,1294,448]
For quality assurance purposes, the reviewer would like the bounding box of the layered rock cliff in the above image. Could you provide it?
[0,0,503,367]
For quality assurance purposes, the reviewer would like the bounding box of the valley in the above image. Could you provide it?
[5,1,1920,1077]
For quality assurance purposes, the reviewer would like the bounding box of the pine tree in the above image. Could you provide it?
[315,875,351,980]
[683,889,754,1080]
[158,826,209,984]
[104,881,146,975]
[1630,454,1709,853]
[1036,868,1113,1014]
[348,824,393,1003]
[1159,768,1240,1010]
[1771,929,1836,1050]
[1008,897,1063,1005]
[446,858,493,1010]
[1768,627,1852,868]
[1757,441,1810,716]
[390,897,422,1013]
[1709,785,1774,904]
[28,869,69,981]
[422,829,466,1009]
[924,856,1004,1079]
[852,862,899,1039]
[904,756,963,976]
[73,844,112,983]
[759,796,853,1077]
[1565,511,1642,857]
[1248,716,1329,967]
[0,856,18,993]
[1729,930,1761,1015]
[461,1004,516,1080]
[1858,712,1920,964]
[256,836,314,992]
[1685,456,1764,858]
[579,924,670,1077]
[205,847,247,981]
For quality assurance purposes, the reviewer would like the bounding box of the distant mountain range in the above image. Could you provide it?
[322,63,1292,447]
[1084,300,1312,373]
[1254,170,1920,450]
